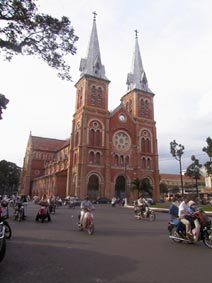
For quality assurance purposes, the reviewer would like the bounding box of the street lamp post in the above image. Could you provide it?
[124,156,129,197]
[170,140,185,196]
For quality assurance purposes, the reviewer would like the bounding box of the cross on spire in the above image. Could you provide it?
[134,29,139,39]
[93,11,97,21]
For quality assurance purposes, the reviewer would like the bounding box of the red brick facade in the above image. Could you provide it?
[19,18,160,201]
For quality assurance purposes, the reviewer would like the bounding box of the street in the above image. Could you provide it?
[0,203,212,283]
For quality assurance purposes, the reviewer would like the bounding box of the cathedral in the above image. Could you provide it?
[19,15,160,202]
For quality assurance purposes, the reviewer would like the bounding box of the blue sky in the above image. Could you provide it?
[0,0,212,173]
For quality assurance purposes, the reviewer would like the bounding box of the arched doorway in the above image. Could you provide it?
[87,174,99,200]
[115,176,126,199]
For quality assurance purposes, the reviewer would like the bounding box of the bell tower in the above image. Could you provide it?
[67,13,110,198]
[121,30,160,201]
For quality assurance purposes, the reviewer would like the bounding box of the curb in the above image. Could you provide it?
[124,205,212,216]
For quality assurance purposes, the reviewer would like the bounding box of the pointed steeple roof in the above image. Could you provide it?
[126,30,152,92]
[79,12,108,80]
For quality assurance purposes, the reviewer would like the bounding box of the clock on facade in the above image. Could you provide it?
[119,113,126,122]
[113,131,131,151]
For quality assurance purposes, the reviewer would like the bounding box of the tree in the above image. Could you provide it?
[170,140,185,195]
[0,93,9,119]
[0,0,79,81]
[185,155,202,197]
[131,177,153,196]
[0,160,21,195]
[202,137,212,176]
[159,182,168,195]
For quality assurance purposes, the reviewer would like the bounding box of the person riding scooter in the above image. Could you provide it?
[35,194,51,222]
[169,194,182,226]
[178,196,193,238]
[78,195,95,226]
[137,194,149,217]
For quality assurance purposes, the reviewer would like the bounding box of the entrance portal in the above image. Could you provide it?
[115,176,126,199]
[87,175,99,200]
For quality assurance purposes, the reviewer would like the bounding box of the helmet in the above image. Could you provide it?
[1,200,8,207]
[188,200,195,207]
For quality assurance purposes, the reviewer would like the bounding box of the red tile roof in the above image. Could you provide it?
[31,136,69,152]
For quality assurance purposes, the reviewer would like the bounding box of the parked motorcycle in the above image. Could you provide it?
[35,203,51,222]
[0,216,12,240]
[168,208,212,249]
[0,202,12,239]
[134,202,156,221]
[78,208,94,235]
[0,220,6,263]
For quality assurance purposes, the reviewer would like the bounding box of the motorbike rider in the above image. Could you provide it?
[169,194,182,225]
[14,196,25,216]
[187,200,201,241]
[111,196,117,207]
[78,195,95,226]
[36,194,51,221]
[178,196,193,238]
[20,195,28,219]
[137,194,149,217]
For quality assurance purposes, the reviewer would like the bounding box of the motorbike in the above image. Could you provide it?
[0,204,12,239]
[134,203,156,221]
[35,203,51,222]
[78,208,94,235]
[111,198,117,207]
[0,220,6,263]
[168,208,212,249]
[49,202,56,214]
[14,203,25,222]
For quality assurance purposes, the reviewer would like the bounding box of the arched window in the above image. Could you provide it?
[147,158,151,169]
[142,157,146,169]
[88,120,104,147]
[97,87,102,106]
[141,137,146,152]
[89,152,94,164]
[91,86,96,105]
[114,154,119,166]
[146,138,151,153]
[120,155,124,167]
[96,152,100,164]
[96,130,100,146]
[89,129,95,146]
[140,130,152,154]
[141,99,145,117]
[145,100,149,118]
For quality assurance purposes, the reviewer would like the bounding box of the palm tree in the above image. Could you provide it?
[131,178,153,197]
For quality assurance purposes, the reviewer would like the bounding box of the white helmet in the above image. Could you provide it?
[188,200,195,207]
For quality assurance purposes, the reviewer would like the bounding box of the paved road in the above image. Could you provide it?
[0,203,212,283]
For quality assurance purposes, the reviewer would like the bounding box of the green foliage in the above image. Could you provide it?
[159,182,168,194]
[203,137,212,176]
[0,93,9,119]
[131,177,153,196]
[0,0,78,81]
[0,160,21,195]
[185,160,201,180]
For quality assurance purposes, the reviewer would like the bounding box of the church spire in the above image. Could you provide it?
[79,12,108,80]
[126,30,151,92]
